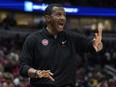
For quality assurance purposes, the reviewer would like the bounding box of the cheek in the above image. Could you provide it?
[65,18,66,22]
[51,19,58,26]
[64,18,66,23]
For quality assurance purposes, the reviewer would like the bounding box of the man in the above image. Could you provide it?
[19,4,103,87]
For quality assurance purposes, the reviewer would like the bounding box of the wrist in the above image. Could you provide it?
[34,70,41,78]
[93,42,103,52]
[34,70,38,78]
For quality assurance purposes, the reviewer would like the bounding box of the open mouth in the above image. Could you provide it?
[58,23,64,29]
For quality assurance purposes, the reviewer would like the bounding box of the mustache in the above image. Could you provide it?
[58,19,65,23]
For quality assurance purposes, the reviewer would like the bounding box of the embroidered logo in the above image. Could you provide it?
[62,40,67,45]
[42,39,49,46]
[62,40,67,47]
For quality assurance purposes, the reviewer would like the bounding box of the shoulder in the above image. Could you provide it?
[64,30,83,37]
[26,30,42,40]
[64,30,89,42]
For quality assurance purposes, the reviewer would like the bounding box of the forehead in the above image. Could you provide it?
[52,6,65,14]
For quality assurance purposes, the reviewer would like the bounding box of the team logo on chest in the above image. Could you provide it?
[42,39,49,46]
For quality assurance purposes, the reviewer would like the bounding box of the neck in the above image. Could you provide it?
[46,26,58,36]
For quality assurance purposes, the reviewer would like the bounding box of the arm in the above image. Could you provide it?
[19,35,54,81]
[19,35,34,77]
[70,32,96,53]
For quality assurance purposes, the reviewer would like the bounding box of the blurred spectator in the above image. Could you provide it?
[0,28,116,87]
[2,14,17,30]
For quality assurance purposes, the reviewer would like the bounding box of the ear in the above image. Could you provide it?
[45,15,51,22]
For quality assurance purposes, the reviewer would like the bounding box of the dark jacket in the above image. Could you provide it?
[19,27,96,86]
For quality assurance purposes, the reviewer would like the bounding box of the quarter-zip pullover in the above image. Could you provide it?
[19,27,96,87]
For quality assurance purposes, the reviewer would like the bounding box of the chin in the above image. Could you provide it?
[57,28,63,32]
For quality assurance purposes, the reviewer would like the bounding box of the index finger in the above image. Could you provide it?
[46,70,54,75]
[98,28,103,36]
[48,75,55,81]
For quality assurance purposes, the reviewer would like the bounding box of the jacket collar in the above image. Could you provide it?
[42,27,63,38]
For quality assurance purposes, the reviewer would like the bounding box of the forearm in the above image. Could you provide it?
[27,68,37,78]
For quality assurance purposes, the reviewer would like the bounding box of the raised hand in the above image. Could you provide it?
[93,28,103,52]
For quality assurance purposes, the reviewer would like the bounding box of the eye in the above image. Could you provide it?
[55,13,66,17]
[56,13,61,16]
[63,13,66,17]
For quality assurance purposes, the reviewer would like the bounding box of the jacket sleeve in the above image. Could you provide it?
[19,35,35,77]
[70,32,96,53]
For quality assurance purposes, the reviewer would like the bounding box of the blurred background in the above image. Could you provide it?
[0,0,116,87]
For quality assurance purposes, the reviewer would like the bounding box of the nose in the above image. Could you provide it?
[60,14,66,20]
